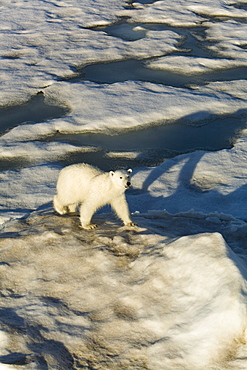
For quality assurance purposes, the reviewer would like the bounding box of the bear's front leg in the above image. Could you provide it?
[111,195,137,227]
[79,201,97,230]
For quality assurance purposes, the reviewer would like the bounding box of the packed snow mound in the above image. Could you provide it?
[0,208,247,369]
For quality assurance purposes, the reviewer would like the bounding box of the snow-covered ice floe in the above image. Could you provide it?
[0,208,247,369]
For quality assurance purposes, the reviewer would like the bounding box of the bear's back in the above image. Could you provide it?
[66,163,101,176]
[56,163,103,197]
[59,163,101,182]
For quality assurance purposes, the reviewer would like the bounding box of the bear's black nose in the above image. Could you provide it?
[127,181,131,187]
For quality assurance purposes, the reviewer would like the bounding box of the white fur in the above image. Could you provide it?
[53,163,136,229]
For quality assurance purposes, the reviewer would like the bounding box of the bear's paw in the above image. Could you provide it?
[125,221,137,227]
[81,224,98,230]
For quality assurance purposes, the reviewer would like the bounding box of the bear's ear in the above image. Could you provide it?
[127,168,132,174]
[110,171,114,176]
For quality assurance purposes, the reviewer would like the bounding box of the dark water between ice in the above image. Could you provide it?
[46,110,247,170]
[72,60,247,87]
[0,93,246,171]
[0,19,247,171]
[0,92,67,136]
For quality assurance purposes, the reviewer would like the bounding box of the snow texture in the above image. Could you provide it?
[1,209,247,369]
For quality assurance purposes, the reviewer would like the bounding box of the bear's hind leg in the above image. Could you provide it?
[53,195,68,215]
[68,203,77,213]
[79,202,97,230]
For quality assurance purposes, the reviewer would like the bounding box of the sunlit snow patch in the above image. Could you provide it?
[0,209,247,369]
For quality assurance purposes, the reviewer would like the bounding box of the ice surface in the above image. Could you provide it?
[120,0,205,26]
[1,80,245,145]
[147,56,247,76]
[1,0,247,368]
[0,209,247,369]
[0,1,180,106]
[130,136,247,219]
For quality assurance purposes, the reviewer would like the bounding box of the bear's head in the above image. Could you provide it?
[110,169,132,190]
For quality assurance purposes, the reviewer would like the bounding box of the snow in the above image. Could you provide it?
[147,56,247,76]
[1,0,247,368]
[120,0,205,26]
[1,211,247,369]
[130,137,247,219]
[1,80,246,144]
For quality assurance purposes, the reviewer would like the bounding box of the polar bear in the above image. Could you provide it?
[53,163,136,230]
